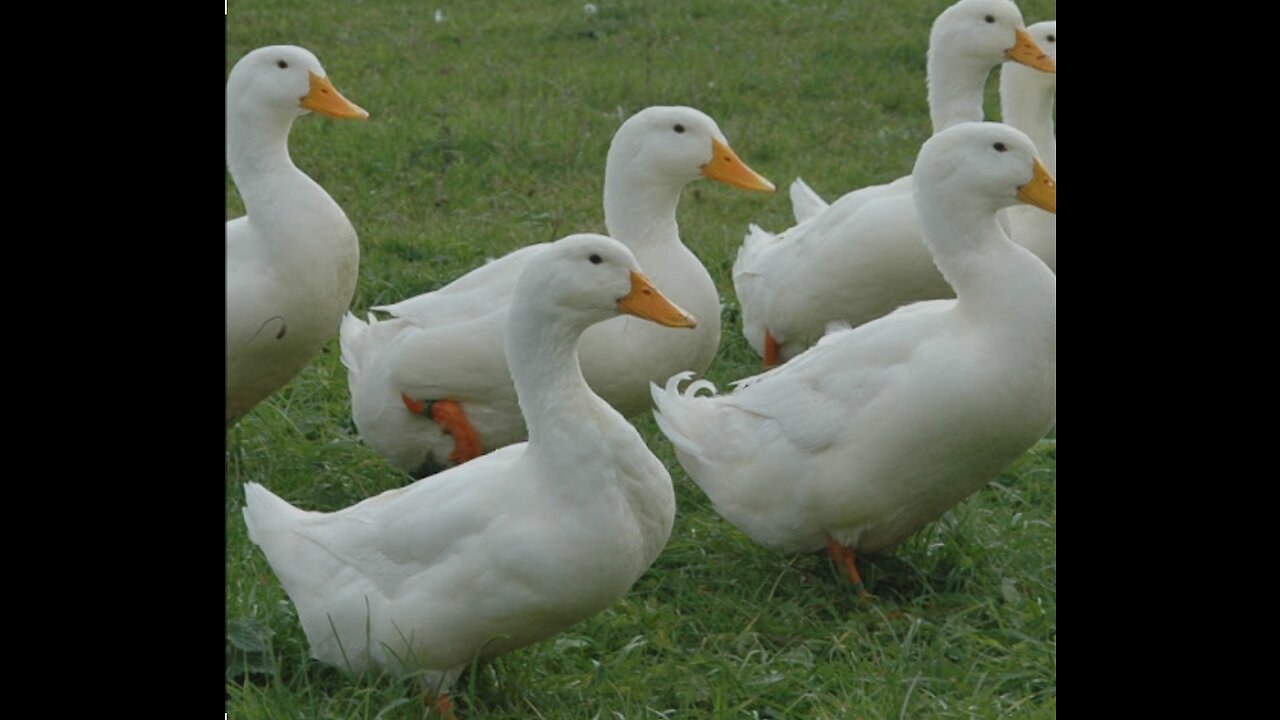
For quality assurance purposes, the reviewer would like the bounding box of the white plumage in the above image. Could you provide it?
[653,123,1056,579]
[225,45,368,426]
[341,106,772,475]
[734,0,1055,365]
[246,234,692,686]
[1001,19,1057,271]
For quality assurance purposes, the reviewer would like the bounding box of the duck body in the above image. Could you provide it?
[660,266,1054,554]
[226,45,368,426]
[226,183,360,424]
[654,122,1056,561]
[736,182,947,362]
[243,436,665,675]
[736,0,1054,365]
[246,234,688,682]
[342,106,772,475]
[341,249,534,475]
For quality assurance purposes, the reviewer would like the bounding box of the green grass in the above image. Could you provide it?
[226,0,1057,717]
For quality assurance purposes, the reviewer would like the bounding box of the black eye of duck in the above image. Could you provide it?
[589,254,603,265]
[277,60,289,69]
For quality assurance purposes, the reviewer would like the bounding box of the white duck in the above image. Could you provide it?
[1001,20,1056,271]
[653,122,1056,594]
[735,0,1054,366]
[244,234,692,698]
[341,106,773,475]
[226,45,369,426]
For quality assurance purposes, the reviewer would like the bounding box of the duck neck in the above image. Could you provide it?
[506,303,604,449]
[917,199,1012,302]
[603,166,685,256]
[1000,70,1056,172]
[226,102,305,214]
[926,51,995,133]
[919,195,1054,337]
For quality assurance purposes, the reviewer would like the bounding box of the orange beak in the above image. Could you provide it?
[1017,159,1056,214]
[1006,28,1056,73]
[617,271,697,328]
[701,138,776,193]
[300,71,369,120]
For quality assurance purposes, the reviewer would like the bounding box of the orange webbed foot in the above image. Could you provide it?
[826,535,870,600]
[401,392,427,415]
[763,328,781,368]
[424,691,457,720]
[429,400,484,464]
[401,394,485,465]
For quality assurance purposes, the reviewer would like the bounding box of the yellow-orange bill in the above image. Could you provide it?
[702,138,776,193]
[300,71,370,120]
[1006,28,1056,73]
[1017,159,1056,214]
[617,271,697,328]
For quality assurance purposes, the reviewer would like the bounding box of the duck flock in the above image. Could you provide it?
[227,0,1056,712]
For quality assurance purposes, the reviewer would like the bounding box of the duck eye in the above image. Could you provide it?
[277,60,289,69]
[993,142,1008,152]
[673,124,685,134]
[589,254,603,265]
[984,14,995,23]
[1046,34,1055,42]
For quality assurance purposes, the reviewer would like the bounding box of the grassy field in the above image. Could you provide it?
[226,1,1057,717]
